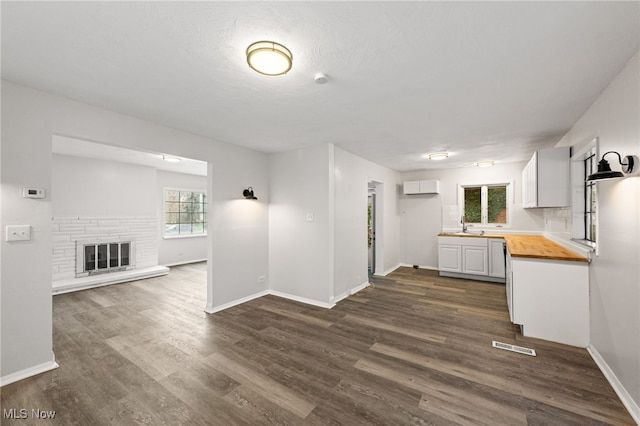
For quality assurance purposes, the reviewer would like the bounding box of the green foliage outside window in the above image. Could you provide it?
[463,185,507,225]
[164,190,207,236]
[464,187,482,223]
[487,186,507,223]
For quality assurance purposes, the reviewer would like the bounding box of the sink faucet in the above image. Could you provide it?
[461,215,467,232]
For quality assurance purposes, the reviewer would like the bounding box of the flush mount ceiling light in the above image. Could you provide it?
[246,41,292,76]
[428,152,449,160]
[243,187,257,200]
[162,155,181,163]
[477,161,495,167]
[586,151,635,182]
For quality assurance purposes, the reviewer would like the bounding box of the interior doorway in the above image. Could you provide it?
[50,135,209,298]
[368,180,383,278]
[368,191,376,279]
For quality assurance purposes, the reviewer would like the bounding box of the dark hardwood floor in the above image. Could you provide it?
[1,264,634,425]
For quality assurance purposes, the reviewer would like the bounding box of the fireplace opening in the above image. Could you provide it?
[77,241,135,277]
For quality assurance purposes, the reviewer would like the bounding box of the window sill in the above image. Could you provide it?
[163,233,207,240]
[570,238,596,251]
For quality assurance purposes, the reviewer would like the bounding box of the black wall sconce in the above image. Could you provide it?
[586,151,635,182]
[243,187,257,200]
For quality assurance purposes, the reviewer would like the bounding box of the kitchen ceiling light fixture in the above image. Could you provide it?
[586,151,635,182]
[428,152,449,160]
[162,155,181,163]
[246,41,292,76]
[243,187,257,200]
[477,161,495,167]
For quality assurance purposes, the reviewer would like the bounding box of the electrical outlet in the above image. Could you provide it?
[257,275,265,284]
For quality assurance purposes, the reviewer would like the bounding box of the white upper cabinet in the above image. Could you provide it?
[403,180,440,194]
[522,147,570,208]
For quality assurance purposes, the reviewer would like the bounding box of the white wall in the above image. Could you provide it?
[549,52,640,414]
[269,144,333,305]
[1,84,56,382]
[399,162,545,268]
[156,170,207,266]
[51,155,208,278]
[1,81,269,384]
[269,144,402,306]
[52,154,160,280]
[334,146,401,299]
[52,154,156,217]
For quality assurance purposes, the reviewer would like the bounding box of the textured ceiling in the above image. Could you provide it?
[2,2,639,171]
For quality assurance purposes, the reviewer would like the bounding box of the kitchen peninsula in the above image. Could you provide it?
[438,233,590,347]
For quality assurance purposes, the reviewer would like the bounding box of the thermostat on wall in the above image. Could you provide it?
[22,188,45,199]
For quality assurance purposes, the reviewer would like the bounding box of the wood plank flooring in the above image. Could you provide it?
[1,264,634,425]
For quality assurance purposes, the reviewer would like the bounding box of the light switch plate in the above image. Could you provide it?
[6,225,31,242]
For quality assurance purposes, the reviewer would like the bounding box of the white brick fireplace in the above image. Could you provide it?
[52,216,168,293]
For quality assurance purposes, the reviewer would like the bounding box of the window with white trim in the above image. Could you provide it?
[571,138,598,248]
[459,183,510,226]
[164,189,207,237]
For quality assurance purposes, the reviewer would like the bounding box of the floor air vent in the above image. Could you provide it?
[492,341,536,356]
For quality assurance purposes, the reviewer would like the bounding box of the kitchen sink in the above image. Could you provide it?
[443,231,485,236]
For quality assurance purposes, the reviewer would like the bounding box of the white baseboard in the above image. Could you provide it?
[331,290,350,304]
[331,281,371,304]
[588,344,640,424]
[52,266,170,295]
[374,263,402,277]
[162,258,207,267]
[350,281,370,295]
[399,263,440,271]
[1,358,59,387]
[206,288,335,314]
[204,290,269,314]
[268,290,335,309]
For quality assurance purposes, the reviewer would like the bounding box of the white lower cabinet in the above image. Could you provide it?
[506,248,589,347]
[462,245,488,275]
[439,237,500,281]
[438,244,462,273]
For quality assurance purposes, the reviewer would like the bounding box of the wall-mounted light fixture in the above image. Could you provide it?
[243,187,257,200]
[246,41,292,76]
[586,151,635,182]
[428,152,449,160]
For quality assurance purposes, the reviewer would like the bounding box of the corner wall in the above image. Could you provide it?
[268,144,402,307]
[550,52,640,419]
[334,147,401,299]
[268,144,333,306]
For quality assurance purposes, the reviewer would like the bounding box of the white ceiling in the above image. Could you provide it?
[2,2,639,171]
[52,135,208,176]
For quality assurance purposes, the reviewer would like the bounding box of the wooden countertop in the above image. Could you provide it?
[438,233,589,262]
